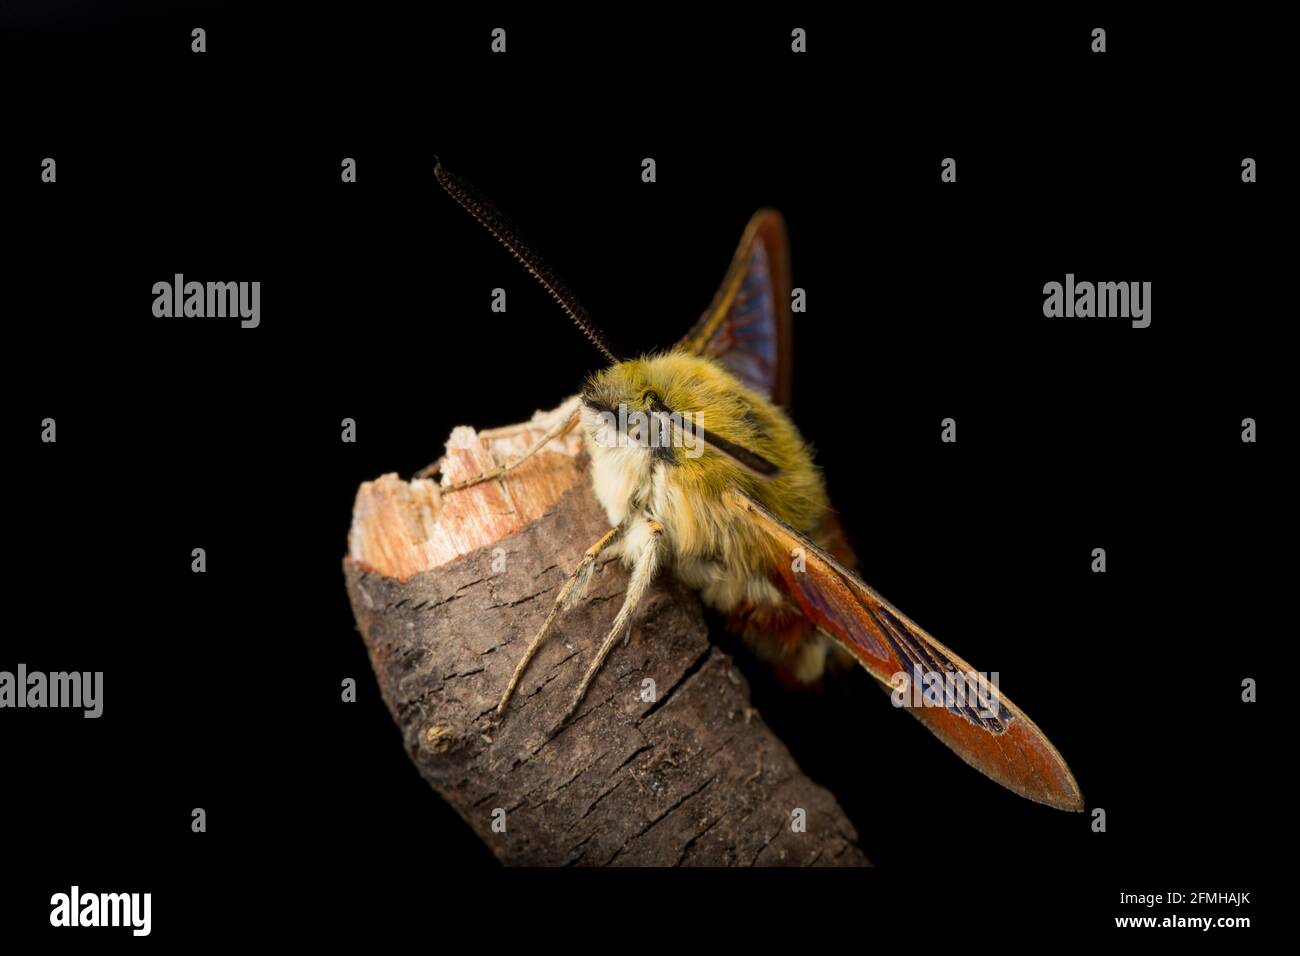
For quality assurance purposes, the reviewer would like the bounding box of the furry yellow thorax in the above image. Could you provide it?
[581,350,828,548]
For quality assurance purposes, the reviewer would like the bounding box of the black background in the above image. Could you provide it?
[1,2,1279,942]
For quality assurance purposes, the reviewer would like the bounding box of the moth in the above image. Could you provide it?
[433,161,1083,812]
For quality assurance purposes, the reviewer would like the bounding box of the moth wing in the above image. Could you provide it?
[677,210,793,406]
[728,487,1085,812]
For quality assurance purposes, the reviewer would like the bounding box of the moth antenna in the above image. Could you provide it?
[434,159,621,365]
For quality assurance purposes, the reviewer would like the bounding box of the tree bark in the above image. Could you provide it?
[343,400,868,866]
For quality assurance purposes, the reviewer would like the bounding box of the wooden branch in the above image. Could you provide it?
[343,400,868,866]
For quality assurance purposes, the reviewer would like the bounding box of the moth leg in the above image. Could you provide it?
[425,405,581,491]
[555,520,664,730]
[497,523,624,717]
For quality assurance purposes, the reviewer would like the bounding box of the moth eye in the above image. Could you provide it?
[643,390,660,406]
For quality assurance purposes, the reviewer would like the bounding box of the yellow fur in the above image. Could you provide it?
[581,350,830,661]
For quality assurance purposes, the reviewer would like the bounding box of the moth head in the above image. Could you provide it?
[580,358,687,464]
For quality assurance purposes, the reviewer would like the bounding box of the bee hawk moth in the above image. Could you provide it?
[433,161,1083,812]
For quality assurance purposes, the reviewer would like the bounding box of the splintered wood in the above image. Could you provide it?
[348,398,584,580]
